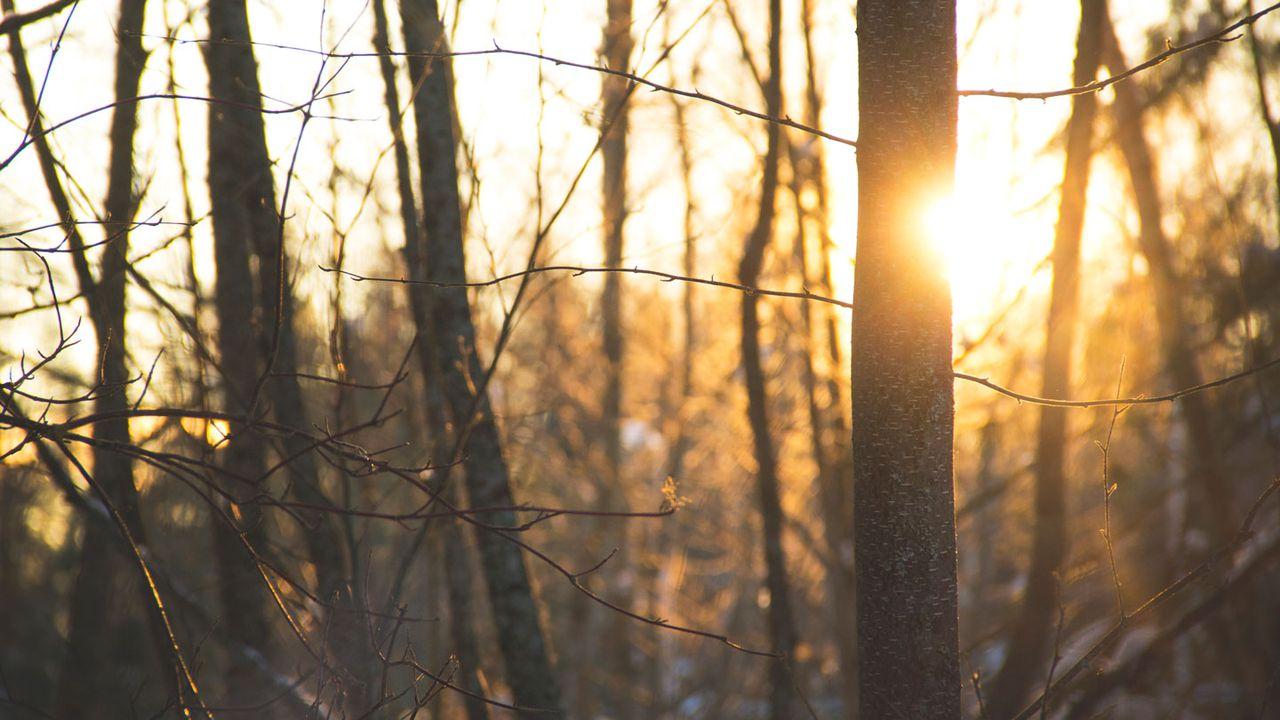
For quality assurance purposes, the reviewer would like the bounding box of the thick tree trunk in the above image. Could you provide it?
[736,0,799,716]
[203,2,372,710]
[399,0,564,714]
[984,3,1105,716]
[851,2,959,719]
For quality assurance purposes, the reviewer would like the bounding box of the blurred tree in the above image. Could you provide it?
[371,0,489,715]
[1103,12,1234,549]
[792,0,858,710]
[600,0,636,715]
[984,1,1105,716]
[735,0,800,717]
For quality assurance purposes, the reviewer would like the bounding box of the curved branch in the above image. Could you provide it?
[960,1,1280,99]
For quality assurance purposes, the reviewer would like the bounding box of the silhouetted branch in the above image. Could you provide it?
[961,1,1280,99]
[323,263,854,309]
[328,263,1280,408]
[145,33,858,150]
[1012,475,1280,720]
[0,0,75,35]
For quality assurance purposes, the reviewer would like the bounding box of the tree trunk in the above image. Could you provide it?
[794,0,858,711]
[0,0,175,712]
[736,0,799,716]
[791,167,858,717]
[599,1,635,714]
[601,0,631,509]
[371,2,490,715]
[203,2,373,710]
[984,3,1105,717]
[204,0,282,703]
[399,0,564,714]
[852,2,959,719]
[650,54,698,714]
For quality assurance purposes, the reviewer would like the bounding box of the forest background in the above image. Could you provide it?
[4,0,1280,718]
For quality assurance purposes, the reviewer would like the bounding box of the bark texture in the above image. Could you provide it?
[983,2,1105,716]
[852,2,959,718]
[204,0,279,701]
[204,2,373,710]
[736,0,799,716]
[400,0,564,714]
[372,2,489,715]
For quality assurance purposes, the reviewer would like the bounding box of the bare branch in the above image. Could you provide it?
[961,1,1280,99]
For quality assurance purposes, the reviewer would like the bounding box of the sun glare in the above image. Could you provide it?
[924,189,1046,330]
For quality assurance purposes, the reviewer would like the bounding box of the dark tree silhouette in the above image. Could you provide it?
[851,1,960,718]
[400,0,565,713]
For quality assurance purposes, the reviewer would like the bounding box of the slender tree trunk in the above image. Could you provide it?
[646,55,698,714]
[0,471,26,702]
[984,3,1104,716]
[664,67,697,490]
[794,2,858,712]
[736,0,799,716]
[204,3,281,703]
[601,0,631,508]
[791,168,858,718]
[852,2,959,718]
[1,0,176,712]
[439,503,491,720]
[400,0,564,714]
[207,318,276,705]
[599,1,636,715]
[371,2,489,716]
[203,2,373,710]
[1101,17,1235,548]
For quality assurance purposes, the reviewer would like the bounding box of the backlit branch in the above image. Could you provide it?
[147,33,857,149]
[0,0,76,35]
[1012,475,1280,720]
[329,263,1280,409]
[961,1,1280,99]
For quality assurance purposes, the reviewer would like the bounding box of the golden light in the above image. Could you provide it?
[923,188,1048,330]
[206,418,231,447]
[180,416,233,447]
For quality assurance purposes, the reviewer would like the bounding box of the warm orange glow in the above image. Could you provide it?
[924,188,1049,330]
[180,416,232,447]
